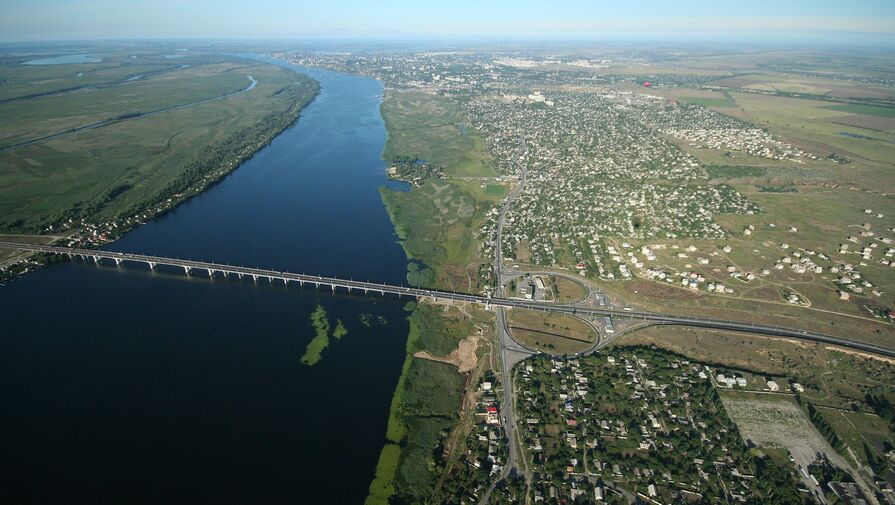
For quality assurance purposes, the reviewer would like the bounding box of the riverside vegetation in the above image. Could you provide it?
[366,88,501,504]
[0,48,319,280]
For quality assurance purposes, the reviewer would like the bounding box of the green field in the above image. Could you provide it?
[484,183,506,195]
[553,276,587,302]
[507,308,596,353]
[680,96,735,107]
[625,84,895,344]
[617,325,895,412]
[0,51,318,234]
[371,88,505,503]
[381,90,494,178]
[0,64,251,146]
[819,408,895,467]
[367,302,479,504]
[823,103,895,118]
[0,49,239,101]
[381,180,500,290]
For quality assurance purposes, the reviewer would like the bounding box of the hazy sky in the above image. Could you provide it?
[4,0,895,43]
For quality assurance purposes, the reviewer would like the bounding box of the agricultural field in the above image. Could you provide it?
[0,50,318,235]
[704,71,895,101]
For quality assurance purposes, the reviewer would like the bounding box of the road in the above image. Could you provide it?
[480,137,532,502]
[2,241,893,358]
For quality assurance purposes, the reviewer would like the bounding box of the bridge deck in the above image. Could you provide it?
[3,241,894,358]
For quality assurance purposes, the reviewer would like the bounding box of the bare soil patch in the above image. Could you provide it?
[414,335,480,373]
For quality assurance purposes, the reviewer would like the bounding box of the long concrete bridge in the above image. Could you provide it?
[4,240,895,358]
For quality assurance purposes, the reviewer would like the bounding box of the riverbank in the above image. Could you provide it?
[366,88,501,504]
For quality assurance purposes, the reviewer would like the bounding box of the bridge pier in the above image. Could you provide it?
[114,258,123,266]
[184,266,191,275]
[252,274,258,282]
[147,261,156,270]
[91,255,99,263]
[207,268,214,277]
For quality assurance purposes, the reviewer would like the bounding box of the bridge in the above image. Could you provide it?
[3,240,895,358]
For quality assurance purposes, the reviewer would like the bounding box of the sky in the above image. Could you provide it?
[4,0,895,44]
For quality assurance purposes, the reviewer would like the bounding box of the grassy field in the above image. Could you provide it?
[371,88,505,503]
[0,52,316,234]
[381,90,494,178]
[368,302,489,504]
[0,48,241,100]
[679,95,735,107]
[484,183,506,196]
[705,71,895,101]
[506,308,596,353]
[0,64,251,146]
[378,92,504,291]
[552,275,587,302]
[818,408,894,467]
[721,91,895,187]
[823,103,895,118]
[615,325,895,406]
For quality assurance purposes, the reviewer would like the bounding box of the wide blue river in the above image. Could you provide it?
[0,60,409,504]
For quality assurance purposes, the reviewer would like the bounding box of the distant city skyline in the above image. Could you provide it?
[4,0,895,44]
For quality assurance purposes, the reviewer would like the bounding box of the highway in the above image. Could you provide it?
[3,240,894,359]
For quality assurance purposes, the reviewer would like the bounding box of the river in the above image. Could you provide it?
[0,61,409,504]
